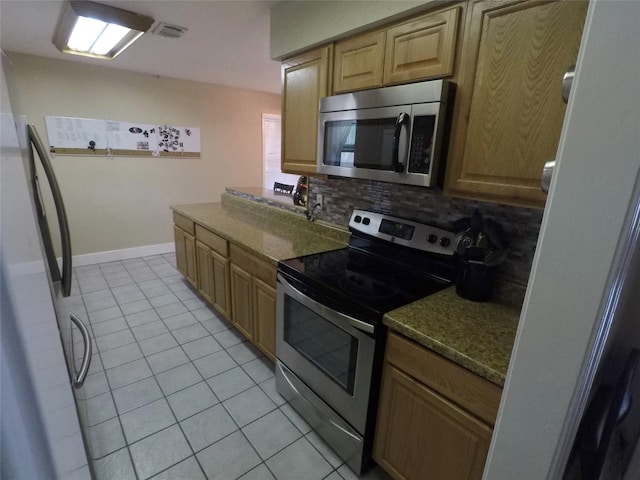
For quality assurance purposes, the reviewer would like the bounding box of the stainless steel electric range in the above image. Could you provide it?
[275,209,458,475]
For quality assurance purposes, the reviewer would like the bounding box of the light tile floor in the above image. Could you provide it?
[68,253,390,480]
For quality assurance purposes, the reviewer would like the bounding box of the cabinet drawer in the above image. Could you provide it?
[229,244,276,287]
[195,224,228,257]
[386,332,501,425]
[173,212,195,235]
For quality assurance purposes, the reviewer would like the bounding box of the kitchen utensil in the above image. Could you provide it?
[484,218,509,251]
[470,210,483,245]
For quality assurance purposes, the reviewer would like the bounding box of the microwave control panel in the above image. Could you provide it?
[407,116,436,174]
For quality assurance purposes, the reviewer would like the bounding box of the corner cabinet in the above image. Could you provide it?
[374,332,502,480]
[281,46,333,175]
[444,0,588,208]
[229,244,277,361]
[173,213,197,287]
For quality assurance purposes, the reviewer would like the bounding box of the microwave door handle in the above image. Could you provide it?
[28,124,73,297]
[392,112,409,172]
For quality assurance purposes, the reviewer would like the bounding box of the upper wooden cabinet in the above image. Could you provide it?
[281,46,332,175]
[444,0,588,207]
[333,30,386,93]
[383,7,460,86]
[333,7,460,94]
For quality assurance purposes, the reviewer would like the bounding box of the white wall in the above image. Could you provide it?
[6,53,280,256]
[484,1,640,477]
[270,0,434,59]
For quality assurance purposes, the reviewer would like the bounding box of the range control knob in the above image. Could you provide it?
[427,234,438,244]
[440,237,451,247]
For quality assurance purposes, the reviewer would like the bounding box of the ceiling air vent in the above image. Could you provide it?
[152,23,188,39]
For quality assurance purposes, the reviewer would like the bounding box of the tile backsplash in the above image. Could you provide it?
[308,176,544,303]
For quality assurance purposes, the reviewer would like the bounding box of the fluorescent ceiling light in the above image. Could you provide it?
[53,1,154,60]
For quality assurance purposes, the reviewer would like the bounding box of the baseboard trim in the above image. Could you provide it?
[70,243,175,267]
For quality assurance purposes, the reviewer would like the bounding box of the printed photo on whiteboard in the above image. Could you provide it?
[157,124,200,153]
[106,121,156,151]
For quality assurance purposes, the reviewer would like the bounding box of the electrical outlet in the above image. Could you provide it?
[317,194,324,210]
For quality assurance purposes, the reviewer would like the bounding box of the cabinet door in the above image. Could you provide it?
[253,277,276,362]
[333,30,385,93]
[444,0,587,207]
[383,6,460,85]
[195,241,213,304]
[375,364,493,480]
[174,225,187,277]
[184,232,197,288]
[230,263,253,341]
[211,250,231,320]
[175,225,197,287]
[281,46,332,175]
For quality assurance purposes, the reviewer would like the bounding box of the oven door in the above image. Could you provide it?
[275,273,376,435]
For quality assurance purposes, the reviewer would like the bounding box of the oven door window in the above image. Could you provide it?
[283,296,358,395]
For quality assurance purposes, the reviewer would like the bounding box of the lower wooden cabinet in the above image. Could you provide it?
[230,262,254,341]
[196,240,232,320]
[230,245,277,361]
[172,217,278,363]
[374,332,502,480]
[210,250,231,319]
[253,277,277,362]
[174,224,196,288]
[196,241,214,304]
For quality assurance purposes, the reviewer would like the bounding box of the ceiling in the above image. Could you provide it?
[0,0,281,94]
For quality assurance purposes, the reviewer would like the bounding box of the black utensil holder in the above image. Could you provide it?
[456,258,496,302]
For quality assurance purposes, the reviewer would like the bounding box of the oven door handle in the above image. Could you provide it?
[277,273,375,335]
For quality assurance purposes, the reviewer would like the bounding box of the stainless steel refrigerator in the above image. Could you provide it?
[1,51,92,479]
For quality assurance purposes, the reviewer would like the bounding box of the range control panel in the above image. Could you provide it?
[349,209,456,256]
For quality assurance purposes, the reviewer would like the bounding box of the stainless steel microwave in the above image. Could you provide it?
[317,80,452,188]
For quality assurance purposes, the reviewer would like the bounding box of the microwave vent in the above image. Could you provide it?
[152,23,188,39]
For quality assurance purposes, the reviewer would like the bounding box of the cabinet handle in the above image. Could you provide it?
[69,313,92,388]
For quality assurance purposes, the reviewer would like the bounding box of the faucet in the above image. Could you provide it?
[306,203,321,222]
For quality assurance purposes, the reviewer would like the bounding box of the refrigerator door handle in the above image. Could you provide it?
[27,124,72,297]
[69,313,92,388]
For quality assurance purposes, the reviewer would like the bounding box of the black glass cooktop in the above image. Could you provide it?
[278,245,454,322]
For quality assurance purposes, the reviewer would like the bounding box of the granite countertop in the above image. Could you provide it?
[384,287,520,387]
[171,194,349,265]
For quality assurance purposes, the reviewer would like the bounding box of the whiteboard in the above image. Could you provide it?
[44,115,201,157]
[45,116,106,150]
[106,121,156,152]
